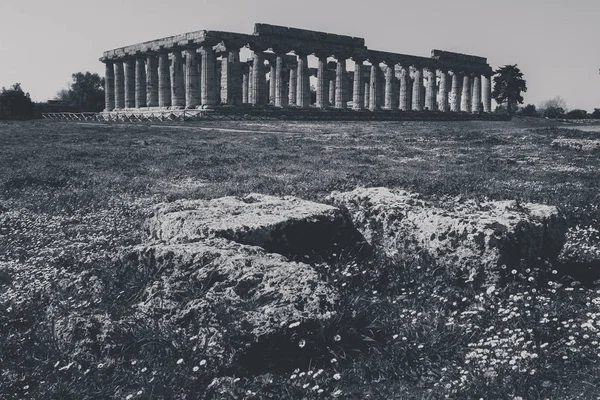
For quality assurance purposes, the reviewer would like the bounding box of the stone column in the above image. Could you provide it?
[369,62,379,111]
[461,74,471,112]
[146,55,159,107]
[353,59,364,110]
[335,57,347,109]
[384,63,394,110]
[482,74,492,113]
[252,50,266,105]
[275,54,288,107]
[296,54,310,108]
[438,70,448,112]
[412,67,423,111]
[329,74,336,106]
[288,65,297,105]
[471,75,481,113]
[124,59,135,108]
[134,57,146,108]
[248,63,254,104]
[200,45,217,106]
[399,66,410,111]
[425,68,437,111]
[114,61,125,110]
[184,49,200,108]
[377,67,385,108]
[158,53,171,107]
[220,49,240,105]
[364,78,370,110]
[269,62,276,105]
[242,66,249,104]
[450,72,461,112]
[104,61,115,111]
[316,56,328,109]
[170,51,185,108]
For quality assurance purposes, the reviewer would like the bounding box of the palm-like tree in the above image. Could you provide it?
[492,65,527,117]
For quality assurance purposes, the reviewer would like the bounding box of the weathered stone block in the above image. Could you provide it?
[327,187,567,284]
[148,193,368,260]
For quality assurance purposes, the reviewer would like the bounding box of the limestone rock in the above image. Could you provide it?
[327,187,567,284]
[118,238,337,363]
[558,225,600,281]
[148,193,367,260]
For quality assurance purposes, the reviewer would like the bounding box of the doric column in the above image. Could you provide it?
[114,61,125,110]
[288,65,297,105]
[242,66,249,104]
[252,50,266,105]
[352,59,364,110]
[369,62,379,111]
[269,62,276,105]
[329,74,336,106]
[363,78,370,110]
[384,63,394,110]
[412,67,423,111]
[461,74,471,112]
[399,66,410,111]
[425,68,437,111]
[104,61,115,111]
[135,57,146,108]
[438,70,448,112]
[220,49,241,105]
[248,63,254,104]
[170,51,185,108]
[146,55,159,107]
[335,56,347,109]
[158,53,171,107]
[482,74,492,113]
[316,56,328,109]
[184,49,200,108]
[200,45,217,106]
[450,72,461,112]
[471,75,481,113]
[124,59,135,108]
[296,54,310,108]
[274,53,288,107]
[377,67,385,108]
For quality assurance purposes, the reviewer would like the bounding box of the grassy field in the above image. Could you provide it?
[1,118,599,399]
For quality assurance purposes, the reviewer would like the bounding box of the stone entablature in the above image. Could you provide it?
[100,23,495,114]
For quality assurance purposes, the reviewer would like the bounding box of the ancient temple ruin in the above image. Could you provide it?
[100,23,494,116]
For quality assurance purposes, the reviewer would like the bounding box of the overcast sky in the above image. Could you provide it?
[1,0,598,111]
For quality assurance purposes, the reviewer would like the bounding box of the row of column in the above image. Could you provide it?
[105,51,492,113]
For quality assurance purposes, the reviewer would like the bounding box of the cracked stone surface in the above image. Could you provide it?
[148,193,366,260]
[327,187,567,284]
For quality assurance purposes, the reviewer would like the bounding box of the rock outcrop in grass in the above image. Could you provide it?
[328,187,568,285]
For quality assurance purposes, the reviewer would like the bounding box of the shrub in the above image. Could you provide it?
[591,109,600,119]
[519,104,538,117]
[565,109,588,119]
[0,83,35,119]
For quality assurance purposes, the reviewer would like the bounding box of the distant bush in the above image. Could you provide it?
[565,109,588,119]
[543,107,566,119]
[519,104,538,117]
[0,83,36,120]
[591,109,600,119]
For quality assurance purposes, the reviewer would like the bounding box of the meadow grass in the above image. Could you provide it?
[0,119,599,399]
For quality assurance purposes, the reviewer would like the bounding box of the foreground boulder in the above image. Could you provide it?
[148,193,369,261]
[327,187,567,284]
[558,226,600,283]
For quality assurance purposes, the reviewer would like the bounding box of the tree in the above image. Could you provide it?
[565,109,588,119]
[491,64,527,117]
[519,104,538,117]
[592,109,600,119]
[0,83,35,119]
[56,72,105,112]
[539,97,567,119]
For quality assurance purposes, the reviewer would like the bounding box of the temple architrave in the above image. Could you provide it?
[100,23,494,115]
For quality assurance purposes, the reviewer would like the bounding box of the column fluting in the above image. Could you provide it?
[124,59,135,108]
[104,61,115,111]
[353,59,364,110]
[200,45,217,106]
[412,68,423,111]
[461,74,471,112]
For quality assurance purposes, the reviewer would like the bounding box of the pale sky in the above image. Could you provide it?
[1,0,598,111]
